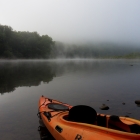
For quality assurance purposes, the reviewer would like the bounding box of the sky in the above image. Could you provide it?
[1,0,140,45]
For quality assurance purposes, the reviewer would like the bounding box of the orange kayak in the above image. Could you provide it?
[38,95,140,140]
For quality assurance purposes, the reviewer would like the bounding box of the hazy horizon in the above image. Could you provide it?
[1,0,140,45]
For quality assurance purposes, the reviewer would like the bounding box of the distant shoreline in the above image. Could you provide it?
[0,57,140,62]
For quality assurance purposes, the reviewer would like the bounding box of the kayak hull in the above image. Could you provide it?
[38,96,140,140]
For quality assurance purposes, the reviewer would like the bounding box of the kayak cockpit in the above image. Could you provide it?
[63,114,140,134]
[63,105,140,134]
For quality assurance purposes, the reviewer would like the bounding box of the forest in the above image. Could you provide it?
[0,24,54,58]
[1,24,140,59]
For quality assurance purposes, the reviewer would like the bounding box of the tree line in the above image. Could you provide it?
[1,24,140,59]
[52,41,140,58]
[0,24,54,58]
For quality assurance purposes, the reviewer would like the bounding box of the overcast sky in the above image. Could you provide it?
[1,0,140,45]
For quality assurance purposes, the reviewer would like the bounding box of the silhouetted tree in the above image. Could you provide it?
[0,24,54,59]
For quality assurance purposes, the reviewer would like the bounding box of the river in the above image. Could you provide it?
[0,59,140,140]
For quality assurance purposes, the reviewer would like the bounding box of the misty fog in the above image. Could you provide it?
[1,0,140,45]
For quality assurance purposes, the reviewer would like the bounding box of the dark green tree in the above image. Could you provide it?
[0,24,54,59]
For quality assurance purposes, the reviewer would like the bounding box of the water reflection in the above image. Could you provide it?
[0,59,140,95]
[0,61,56,94]
[38,126,55,140]
[0,59,140,140]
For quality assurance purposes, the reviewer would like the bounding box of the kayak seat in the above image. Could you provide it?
[109,115,140,133]
[68,105,97,124]
[129,124,140,134]
[97,114,106,127]
[108,115,130,132]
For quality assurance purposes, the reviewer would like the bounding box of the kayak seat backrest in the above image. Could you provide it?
[97,114,106,127]
[68,105,97,124]
[129,124,140,134]
[108,115,130,132]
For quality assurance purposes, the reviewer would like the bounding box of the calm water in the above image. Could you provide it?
[0,59,140,140]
